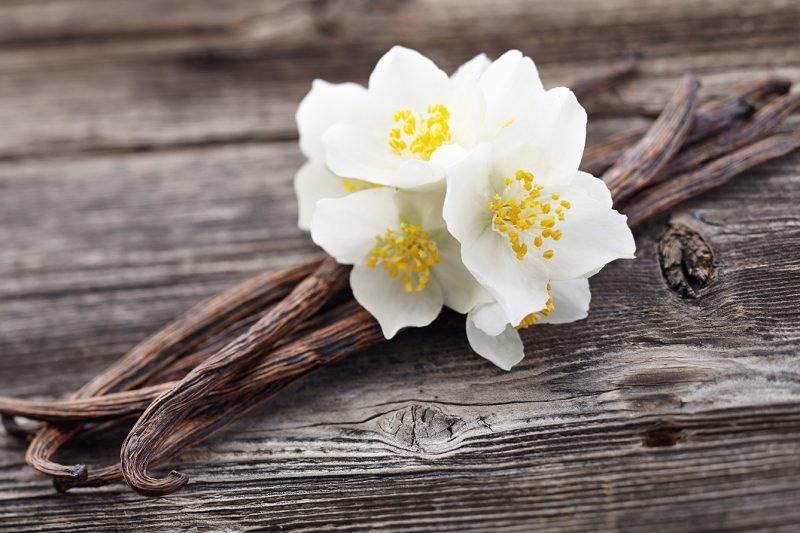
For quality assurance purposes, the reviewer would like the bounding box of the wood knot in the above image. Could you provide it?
[657,223,716,298]
[377,404,466,453]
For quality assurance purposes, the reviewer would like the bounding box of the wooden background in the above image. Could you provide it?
[2,1,800,531]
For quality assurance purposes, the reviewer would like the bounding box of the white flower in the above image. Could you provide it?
[465,279,591,370]
[295,46,636,371]
[310,187,482,338]
[322,46,546,190]
[442,90,635,330]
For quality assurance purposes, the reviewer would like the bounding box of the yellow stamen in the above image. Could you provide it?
[389,103,452,161]
[367,222,440,293]
[487,169,570,260]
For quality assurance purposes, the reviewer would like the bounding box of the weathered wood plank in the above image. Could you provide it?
[1,136,800,530]
[0,0,798,158]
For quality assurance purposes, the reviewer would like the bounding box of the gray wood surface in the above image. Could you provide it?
[1,1,800,531]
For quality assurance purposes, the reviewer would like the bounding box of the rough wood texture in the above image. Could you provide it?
[1,0,800,531]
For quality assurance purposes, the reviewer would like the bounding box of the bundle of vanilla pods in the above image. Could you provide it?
[2,67,798,497]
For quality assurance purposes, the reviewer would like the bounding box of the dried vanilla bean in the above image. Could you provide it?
[604,74,700,202]
[120,258,348,496]
[664,93,800,176]
[603,91,800,204]
[623,133,800,228]
[580,77,791,176]
[24,257,321,482]
[57,303,379,491]
[687,77,791,141]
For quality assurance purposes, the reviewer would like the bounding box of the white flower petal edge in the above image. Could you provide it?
[571,171,613,208]
[294,161,349,230]
[451,53,491,84]
[542,186,636,280]
[538,278,591,324]
[311,188,400,264]
[466,302,524,371]
[478,50,545,136]
[351,263,444,339]
[296,79,368,161]
[369,45,452,115]
[494,87,587,187]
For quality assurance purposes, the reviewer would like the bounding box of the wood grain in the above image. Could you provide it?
[1,0,799,159]
[1,0,800,530]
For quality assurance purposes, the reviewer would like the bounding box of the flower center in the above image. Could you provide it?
[340,178,381,193]
[516,283,554,329]
[367,222,440,293]
[487,169,571,261]
[388,104,452,161]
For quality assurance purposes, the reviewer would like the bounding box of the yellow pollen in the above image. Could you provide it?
[487,169,570,260]
[367,221,440,293]
[516,283,554,329]
[389,103,452,161]
[501,118,515,129]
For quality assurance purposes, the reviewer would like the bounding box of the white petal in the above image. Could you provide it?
[538,279,591,324]
[571,171,612,208]
[429,144,469,177]
[447,75,486,150]
[368,46,451,116]
[544,190,636,280]
[294,161,349,230]
[396,187,447,231]
[451,53,491,83]
[432,232,484,314]
[495,87,587,186]
[443,143,495,245]
[479,50,545,135]
[323,123,439,189]
[351,263,444,339]
[296,80,367,160]
[461,230,551,327]
[466,308,525,371]
[469,300,509,337]
[310,188,399,264]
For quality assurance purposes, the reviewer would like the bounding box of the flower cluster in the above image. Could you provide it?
[294,47,635,370]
